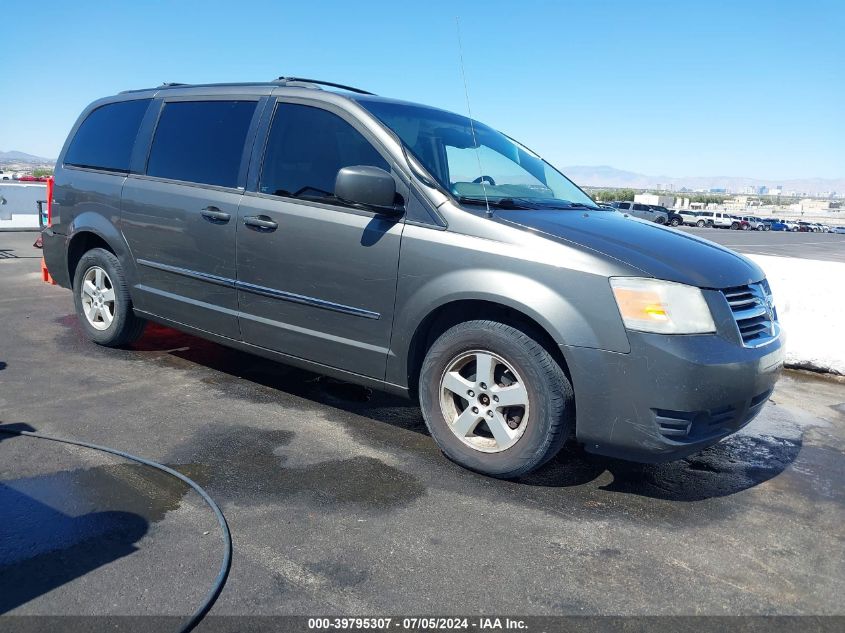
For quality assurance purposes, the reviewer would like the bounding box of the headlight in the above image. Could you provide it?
[610,277,716,334]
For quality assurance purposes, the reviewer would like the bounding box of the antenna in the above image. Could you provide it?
[455,17,492,218]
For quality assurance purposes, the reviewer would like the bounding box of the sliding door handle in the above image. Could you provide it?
[201,207,231,223]
[243,215,278,232]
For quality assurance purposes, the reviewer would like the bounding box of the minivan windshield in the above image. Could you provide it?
[356,97,598,210]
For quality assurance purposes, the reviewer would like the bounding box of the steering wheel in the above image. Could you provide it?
[472,175,496,186]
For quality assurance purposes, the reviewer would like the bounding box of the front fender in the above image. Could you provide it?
[386,225,631,388]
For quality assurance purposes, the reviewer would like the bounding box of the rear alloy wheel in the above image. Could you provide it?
[419,320,573,478]
[73,248,146,346]
[670,218,681,227]
[80,266,115,331]
[696,220,706,227]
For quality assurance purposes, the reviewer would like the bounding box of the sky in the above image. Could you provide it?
[0,0,842,180]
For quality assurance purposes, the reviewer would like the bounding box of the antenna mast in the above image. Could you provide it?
[455,17,492,218]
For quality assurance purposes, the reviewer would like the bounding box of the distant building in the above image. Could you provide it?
[634,193,675,207]
[709,188,727,193]
[724,196,749,211]
[795,198,833,212]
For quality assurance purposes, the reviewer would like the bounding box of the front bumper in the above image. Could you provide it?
[564,330,784,462]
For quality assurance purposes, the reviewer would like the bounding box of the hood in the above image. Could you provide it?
[495,209,765,289]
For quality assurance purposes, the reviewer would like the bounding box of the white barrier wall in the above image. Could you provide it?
[0,183,47,230]
[748,254,845,375]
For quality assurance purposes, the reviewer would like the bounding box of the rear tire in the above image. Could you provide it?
[73,248,146,347]
[670,218,681,227]
[696,220,706,227]
[419,320,573,478]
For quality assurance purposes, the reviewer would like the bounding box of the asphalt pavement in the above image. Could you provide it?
[1,231,843,621]
[677,226,845,262]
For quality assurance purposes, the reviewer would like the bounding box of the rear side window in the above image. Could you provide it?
[64,99,151,172]
[147,100,257,188]
[259,103,389,202]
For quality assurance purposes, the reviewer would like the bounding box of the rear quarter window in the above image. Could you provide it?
[64,99,151,172]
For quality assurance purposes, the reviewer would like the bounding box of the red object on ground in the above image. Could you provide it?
[41,257,56,285]
[46,176,54,227]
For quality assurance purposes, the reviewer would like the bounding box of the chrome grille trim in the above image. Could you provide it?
[722,281,779,348]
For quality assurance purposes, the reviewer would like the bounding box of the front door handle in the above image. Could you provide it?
[243,215,278,232]
[201,207,231,223]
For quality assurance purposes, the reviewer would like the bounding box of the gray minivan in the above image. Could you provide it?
[42,77,784,478]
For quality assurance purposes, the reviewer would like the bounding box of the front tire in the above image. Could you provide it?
[670,218,681,227]
[696,220,706,227]
[73,248,146,347]
[419,320,573,478]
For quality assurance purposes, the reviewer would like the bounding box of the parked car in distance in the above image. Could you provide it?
[678,210,702,226]
[797,221,815,232]
[762,218,789,231]
[740,216,769,231]
[832,226,845,234]
[782,219,800,231]
[611,201,668,224]
[694,211,733,228]
[41,77,784,478]
[728,216,750,230]
[651,205,683,227]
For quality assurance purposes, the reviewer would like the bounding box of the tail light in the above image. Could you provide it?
[46,176,54,227]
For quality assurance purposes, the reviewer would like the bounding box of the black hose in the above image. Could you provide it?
[0,425,231,633]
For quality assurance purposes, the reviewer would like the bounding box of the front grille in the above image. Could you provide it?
[722,281,778,347]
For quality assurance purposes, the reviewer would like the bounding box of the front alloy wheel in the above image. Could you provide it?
[419,320,573,478]
[439,350,529,453]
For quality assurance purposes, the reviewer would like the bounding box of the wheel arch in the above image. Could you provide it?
[66,212,136,290]
[403,298,573,401]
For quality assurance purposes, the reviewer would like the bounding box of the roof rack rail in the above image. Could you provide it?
[274,76,374,96]
[159,82,187,87]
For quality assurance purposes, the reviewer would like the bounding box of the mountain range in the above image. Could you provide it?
[563,165,844,196]
[0,150,55,163]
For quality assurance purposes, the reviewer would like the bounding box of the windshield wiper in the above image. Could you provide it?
[455,196,603,212]
[455,196,538,210]
[523,199,603,211]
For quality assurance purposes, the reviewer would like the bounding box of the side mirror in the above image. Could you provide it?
[335,165,399,212]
